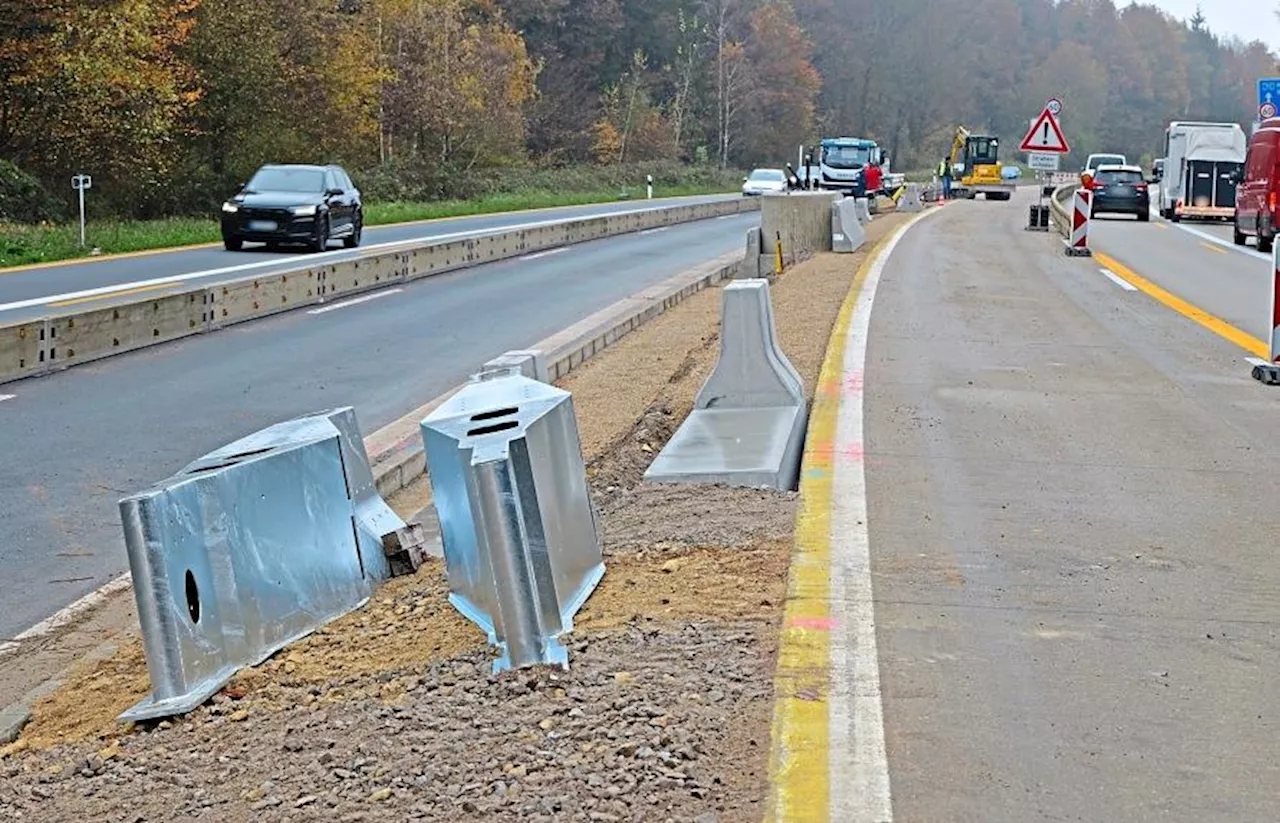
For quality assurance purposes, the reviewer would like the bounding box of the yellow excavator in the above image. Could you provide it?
[948,127,1015,201]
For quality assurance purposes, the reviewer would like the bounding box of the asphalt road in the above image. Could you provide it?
[0,194,737,314]
[866,190,1280,819]
[0,212,756,639]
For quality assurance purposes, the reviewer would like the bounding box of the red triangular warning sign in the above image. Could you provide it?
[1020,108,1070,154]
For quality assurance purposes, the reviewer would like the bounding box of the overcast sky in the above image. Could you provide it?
[1144,0,1280,52]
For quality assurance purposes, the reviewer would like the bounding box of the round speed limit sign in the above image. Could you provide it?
[1046,98,1063,116]
[1262,102,1277,119]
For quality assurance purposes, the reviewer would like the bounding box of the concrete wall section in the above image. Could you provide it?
[761,191,838,258]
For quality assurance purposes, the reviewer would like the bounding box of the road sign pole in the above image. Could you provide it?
[78,185,86,248]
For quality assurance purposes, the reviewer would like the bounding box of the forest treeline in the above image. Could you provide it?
[0,0,1275,220]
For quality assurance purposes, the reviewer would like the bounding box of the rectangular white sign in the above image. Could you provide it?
[1027,152,1061,171]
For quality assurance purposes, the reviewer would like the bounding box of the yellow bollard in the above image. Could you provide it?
[775,233,784,275]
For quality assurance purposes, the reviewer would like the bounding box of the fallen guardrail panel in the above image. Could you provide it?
[421,373,604,673]
[645,279,807,490]
[119,407,419,722]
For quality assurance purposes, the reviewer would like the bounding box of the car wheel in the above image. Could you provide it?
[310,214,329,253]
[1138,211,1149,222]
[1260,219,1275,254]
[1233,221,1247,246]
[344,211,363,249]
[223,236,242,251]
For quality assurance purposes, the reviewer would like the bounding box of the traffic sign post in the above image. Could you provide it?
[71,174,92,248]
[1259,78,1280,121]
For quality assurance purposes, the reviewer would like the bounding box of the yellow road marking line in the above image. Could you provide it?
[1199,241,1227,255]
[765,215,926,822]
[49,282,174,307]
[1152,223,1168,230]
[1093,252,1267,358]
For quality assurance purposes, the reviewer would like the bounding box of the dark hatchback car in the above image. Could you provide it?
[221,164,363,252]
[1086,164,1150,221]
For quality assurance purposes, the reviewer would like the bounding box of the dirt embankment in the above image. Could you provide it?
[0,212,907,823]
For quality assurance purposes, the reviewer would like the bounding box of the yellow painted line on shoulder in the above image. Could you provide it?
[0,242,222,275]
[1093,252,1267,359]
[1152,222,1168,230]
[1198,241,1228,255]
[49,282,174,307]
[765,217,922,822]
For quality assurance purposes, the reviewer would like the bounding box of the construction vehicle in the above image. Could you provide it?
[948,127,1015,201]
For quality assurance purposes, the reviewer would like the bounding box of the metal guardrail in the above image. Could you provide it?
[0,198,759,386]
[1049,182,1080,239]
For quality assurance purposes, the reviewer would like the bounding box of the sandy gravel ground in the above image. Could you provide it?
[0,212,906,823]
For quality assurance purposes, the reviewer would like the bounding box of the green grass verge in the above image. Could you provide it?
[0,183,733,270]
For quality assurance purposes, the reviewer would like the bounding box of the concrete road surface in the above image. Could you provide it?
[0,213,755,639]
[0,194,737,317]
[865,190,1280,820]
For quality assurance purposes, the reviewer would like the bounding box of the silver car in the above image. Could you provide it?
[743,168,788,196]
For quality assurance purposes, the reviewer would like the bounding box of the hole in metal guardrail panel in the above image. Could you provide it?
[422,374,604,673]
[184,570,200,623]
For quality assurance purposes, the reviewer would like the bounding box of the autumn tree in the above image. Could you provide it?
[737,0,819,165]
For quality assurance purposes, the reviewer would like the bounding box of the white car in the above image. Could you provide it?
[742,168,788,196]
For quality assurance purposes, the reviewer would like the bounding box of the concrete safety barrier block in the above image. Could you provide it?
[0,319,49,383]
[761,191,839,259]
[855,197,873,224]
[320,252,410,299]
[421,373,604,673]
[47,291,205,370]
[119,406,411,722]
[207,271,309,328]
[832,198,866,254]
[645,279,807,491]
[898,183,924,213]
[738,227,774,279]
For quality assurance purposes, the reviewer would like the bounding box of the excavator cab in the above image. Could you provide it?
[964,135,1000,168]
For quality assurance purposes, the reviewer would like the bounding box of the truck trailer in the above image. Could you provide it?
[1159,121,1247,222]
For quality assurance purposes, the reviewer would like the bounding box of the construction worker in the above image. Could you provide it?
[938,157,953,201]
[864,161,883,198]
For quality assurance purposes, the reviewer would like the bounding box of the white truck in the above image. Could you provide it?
[1158,121,1247,222]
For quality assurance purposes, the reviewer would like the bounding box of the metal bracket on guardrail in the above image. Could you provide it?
[421,373,604,673]
[118,407,423,722]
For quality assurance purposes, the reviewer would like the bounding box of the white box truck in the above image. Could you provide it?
[1159,121,1247,222]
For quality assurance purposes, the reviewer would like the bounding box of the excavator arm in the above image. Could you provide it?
[950,127,970,167]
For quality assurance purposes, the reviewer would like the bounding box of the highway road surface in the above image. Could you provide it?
[0,211,756,640]
[0,193,738,320]
[863,189,1279,819]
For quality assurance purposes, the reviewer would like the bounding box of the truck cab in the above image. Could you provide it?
[1234,118,1280,252]
[816,138,880,197]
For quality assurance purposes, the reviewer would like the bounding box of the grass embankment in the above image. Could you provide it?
[0,182,735,270]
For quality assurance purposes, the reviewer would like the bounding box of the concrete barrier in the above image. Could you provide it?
[898,183,924,213]
[645,278,807,491]
[0,198,759,386]
[854,197,873,224]
[761,191,838,261]
[831,198,866,253]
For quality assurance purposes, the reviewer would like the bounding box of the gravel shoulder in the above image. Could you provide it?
[0,212,907,823]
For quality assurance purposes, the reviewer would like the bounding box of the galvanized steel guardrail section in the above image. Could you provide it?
[1049,182,1080,239]
[0,198,759,386]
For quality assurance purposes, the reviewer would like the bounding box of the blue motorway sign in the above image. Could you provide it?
[1259,78,1280,120]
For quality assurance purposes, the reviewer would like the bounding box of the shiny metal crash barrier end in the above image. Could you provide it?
[118,407,424,723]
[421,374,604,673]
[645,279,807,491]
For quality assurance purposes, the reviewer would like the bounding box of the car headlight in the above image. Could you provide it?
[291,204,318,216]
[221,201,239,213]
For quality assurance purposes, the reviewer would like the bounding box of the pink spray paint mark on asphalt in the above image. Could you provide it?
[844,370,864,396]
[788,615,836,631]
[840,441,865,463]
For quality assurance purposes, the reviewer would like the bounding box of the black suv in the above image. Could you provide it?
[221,164,363,252]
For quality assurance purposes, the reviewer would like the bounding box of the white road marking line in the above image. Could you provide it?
[829,208,938,820]
[0,394,14,403]
[518,247,571,262]
[716,214,739,220]
[1166,221,1270,262]
[1099,267,1138,291]
[0,574,134,660]
[638,227,669,235]
[0,203,724,315]
[306,288,403,315]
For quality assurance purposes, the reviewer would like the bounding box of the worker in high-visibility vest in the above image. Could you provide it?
[938,158,953,201]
